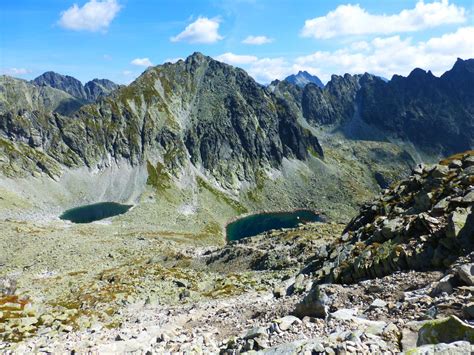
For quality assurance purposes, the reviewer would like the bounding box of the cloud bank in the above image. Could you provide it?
[301,0,466,39]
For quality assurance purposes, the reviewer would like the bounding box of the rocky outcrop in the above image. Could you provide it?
[322,152,474,284]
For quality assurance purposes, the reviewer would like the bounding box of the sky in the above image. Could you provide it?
[1,0,473,84]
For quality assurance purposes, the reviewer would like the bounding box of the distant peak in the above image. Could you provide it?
[285,71,324,88]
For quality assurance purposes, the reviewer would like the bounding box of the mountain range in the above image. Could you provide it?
[0,54,472,222]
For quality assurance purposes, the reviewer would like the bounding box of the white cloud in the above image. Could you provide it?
[214,53,292,83]
[131,58,153,67]
[2,68,31,76]
[212,27,473,84]
[242,35,273,45]
[59,0,121,32]
[350,41,370,51]
[246,58,293,83]
[295,26,474,82]
[171,17,223,44]
[215,52,258,65]
[302,0,466,39]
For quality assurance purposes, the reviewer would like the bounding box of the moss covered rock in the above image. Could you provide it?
[417,316,474,346]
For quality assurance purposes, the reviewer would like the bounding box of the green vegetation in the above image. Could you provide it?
[196,176,248,214]
[146,160,171,191]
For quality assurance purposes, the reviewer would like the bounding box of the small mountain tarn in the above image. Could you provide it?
[59,202,132,224]
[226,210,322,241]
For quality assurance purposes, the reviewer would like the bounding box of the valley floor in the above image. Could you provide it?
[1,219,473,354]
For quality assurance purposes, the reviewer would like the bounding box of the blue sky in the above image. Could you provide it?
[1,0,473,84]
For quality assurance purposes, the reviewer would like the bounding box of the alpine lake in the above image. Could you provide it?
[59,202,133,223]
[226,210,323,241]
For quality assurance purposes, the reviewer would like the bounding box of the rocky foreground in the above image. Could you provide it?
[1,152,473,353]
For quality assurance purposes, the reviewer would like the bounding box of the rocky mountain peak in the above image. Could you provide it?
[285,71,324,88]
[33,71,87,100]
[441,58,474,93]
[185,51,211,67]
[406,67,436,82]
[32,71,119,102]
[450,57,474,74]
[84,78,121,101]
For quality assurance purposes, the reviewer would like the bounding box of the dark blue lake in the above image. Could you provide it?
[226,210,322,241]
[60,202,132,223]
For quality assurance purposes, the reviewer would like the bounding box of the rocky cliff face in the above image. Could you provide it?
[358,59,474,156]
[301,74,363,126]
[0,53,323,190]
[274,59,474,156]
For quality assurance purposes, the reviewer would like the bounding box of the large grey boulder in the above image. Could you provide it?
[293,284,343,318]
[456,263,474,286]
[406,341,473,355]
[417,316,474,346]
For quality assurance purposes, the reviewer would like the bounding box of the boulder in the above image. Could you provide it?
[259,339,325,354]
[370,299,387,309]
[273,277,295,298]
[456,264,474,286]
[292,284,339,318]
[417,315,474,346]
[431,275,454,296]
[462,191,474,203]
[432,198,449,213]
[413,192,433,213]
[446,209,469,238]
[244,326,268,340]
[430,165,450,179]
[463,155,474,168]
[274,315,301,331]
[329,308,358,321]
[381,218,404,239]
[448,160,463,169]
[291,274,312,294]
[408,341,472,355]
[463,302,474,320]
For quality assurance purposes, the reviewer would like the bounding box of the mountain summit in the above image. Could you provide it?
[32,72,120,102]
[285,71,324,88]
